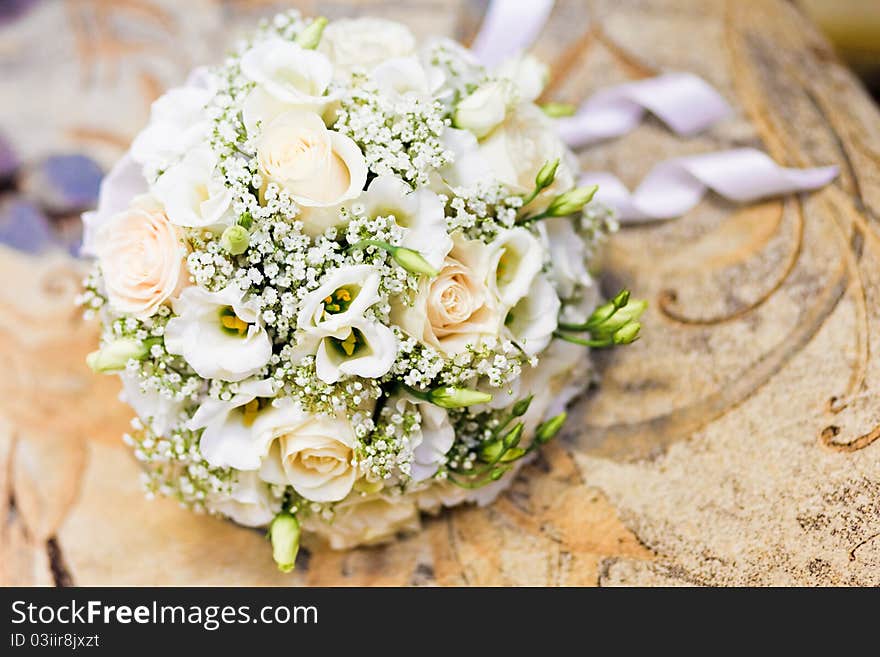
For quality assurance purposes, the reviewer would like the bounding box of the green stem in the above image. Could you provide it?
[516,211,549,226]
[553,331,608,348]
[348,239,395,255]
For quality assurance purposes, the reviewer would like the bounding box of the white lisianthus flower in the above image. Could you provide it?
[369,57,442,101]
[392,234,503,356]
[479,104,575,211]
[119,372,187,437]
[504,274,560,356]
[320,18,416,79]
[487,226,544,308]
[256,110,367,235]
[538,217,592,299]
[302,494,419,549]
[391,396,454,482]
[361,176,452,269]
[206,470,279,528]
[496,54,548,103]
[92,195,189,318]
[188,378,277,470]
[165,285,273,382]
[453,80,511,139]
[130,84,213,173]
[297,265,397,383]
[435,127,493,189]
[240,39,335,134]
[81,154,147,257]
[256,403,359,502]
[153,146,233,228]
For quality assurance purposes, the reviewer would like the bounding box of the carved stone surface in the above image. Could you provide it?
[1,0,878,586]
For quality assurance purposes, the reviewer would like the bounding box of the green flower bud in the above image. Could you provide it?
[511,395,533,418]
[490,468,506,481]
[86,338,150,373]
[613,321,642,345]
[546,185,598,217]
[597,299,647,334]
[535,412,567,444]
[392,247,438,277]
[427,387,493,409]
[500,447,526,462]
[270,512,300,573]
[479,440,504,462]
[541,102,576,118]
[295,16,328,50]
[237,211,253,230]
[221,224,250,255]
[501,422,524,450]
[535,158,560,191]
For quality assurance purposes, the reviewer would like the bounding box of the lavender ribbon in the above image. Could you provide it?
[556,73,732,147]
[580,149,839,222]
[470,0,555,68]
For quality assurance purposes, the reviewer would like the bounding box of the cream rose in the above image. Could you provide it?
[393,234,503,355]
[257,404,359,503]
[93,196,188,319]
[256,109,367,218]
[302,494,419,549]
[320,18,416,79]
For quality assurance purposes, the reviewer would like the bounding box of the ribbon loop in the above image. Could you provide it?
[580,149,840,222]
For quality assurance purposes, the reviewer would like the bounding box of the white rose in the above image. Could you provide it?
[453,80,510,139]
[164,284,273,382]
[320,18,416,79]
[130,83,213,174]
[92,196,189,318]
[240,39,335,134]
[153,145,233,228]
[256,110,367,225]
[188,378,277,470]
[479,105,575,211]
[256,403,358,503]
[81,153,147,257]
[361,175,452,270]
[206,470,279,528]
[496,54,548,102]
[296,265,397,384]
[120,371,186,437]
[539,217,592,299]
[392,233,503,356]
[303,494,419,549]
[504,274,560,356]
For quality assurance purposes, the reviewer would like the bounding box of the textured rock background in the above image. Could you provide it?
[1,0,878,586]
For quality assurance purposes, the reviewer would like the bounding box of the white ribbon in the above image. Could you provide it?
[468,1,839,220]
[580,149,840,222]
[470,0,555,68]
[555,73,732,147]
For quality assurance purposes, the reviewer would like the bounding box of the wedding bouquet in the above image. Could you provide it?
[80,10,643,569]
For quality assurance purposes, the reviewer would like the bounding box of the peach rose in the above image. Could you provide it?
[93,197,189,318]
[393,234,503,355]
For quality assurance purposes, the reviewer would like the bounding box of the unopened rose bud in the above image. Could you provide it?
[221,224,250,255]
[295,16,328,50]
[546,185,598,217]
[428,387,493,409]
[535,412,566,444]
[270,512,300,573]
[541,102,577,118]
[86,338,150,373]
[453,81,508,139]
[392,247,438,277]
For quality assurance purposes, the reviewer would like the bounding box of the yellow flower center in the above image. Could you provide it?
[219,306,250,336]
